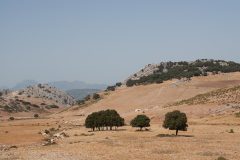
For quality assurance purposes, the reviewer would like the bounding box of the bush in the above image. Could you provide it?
[116,82,122,87]
[84,95,91,101]
[9,117,15,121]
[130,115,150,131]
[235,112,240,118]
[92,93,100,100]
[85,109,124,131]
[34,114,39,118]
[163,110,188,136]
[77,100,85,105]
[216,156,227,160]
[106,86,116,91]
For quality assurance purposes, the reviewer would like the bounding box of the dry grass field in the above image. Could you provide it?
[1,116,240,160]
[1,73,240,160]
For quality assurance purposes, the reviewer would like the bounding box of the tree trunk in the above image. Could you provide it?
[176,129,178,136]
[140,127,142,131]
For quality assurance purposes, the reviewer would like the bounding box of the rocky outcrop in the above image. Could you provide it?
[18,84,76,106]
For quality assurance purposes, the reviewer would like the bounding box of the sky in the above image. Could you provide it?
[1,0,240,87]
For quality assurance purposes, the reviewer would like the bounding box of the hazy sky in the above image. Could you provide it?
[1,0,240,87]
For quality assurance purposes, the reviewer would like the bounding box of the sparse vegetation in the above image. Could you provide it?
[235,112,240,118]
[169,85,240,107]
[126,60,240,87]
[34,114,39,118]
[130,115,150,131]
[92,93,100,100]
[85,109,124,131]
[116,82,122,87]
[106,86,116,91]
[163,110,188,136]
[76,100,85,105]
[229,129,234,133]
[9,117,15,121]
[216,156,228,160]
[84,95,91,101]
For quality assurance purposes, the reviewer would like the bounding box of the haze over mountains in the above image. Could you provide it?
[11,80,107,91]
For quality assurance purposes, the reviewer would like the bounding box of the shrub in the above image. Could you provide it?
[0,92,2,97]
[34,114,39,118]
[85,109,124,131]
[216,156,227,160]
[106,86,116,91]
[229,129,234,133]
[92,93,100,100]
[163,110,188,136]
[9,117,15,121]
[84,95,91,101]
[77,100,85,105]
[235,112,240,118]
[116,82,122,87]
[130,115,150,131]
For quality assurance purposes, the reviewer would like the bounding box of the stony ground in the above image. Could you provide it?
[1,115,240,160]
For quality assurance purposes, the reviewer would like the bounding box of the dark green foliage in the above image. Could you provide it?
[130,115,150,130]
[85,109,124,131]
[34,114,39,118]
[0,92,2,97]
[4,105,13,112]
[84,95,91,101]
[106,86,116,91]
[9,117,15,120]
[163,110,188,135]
[92,93,100,100]
[76,100,85,105]
[45,104,59,109]
[116,82,122,87]
[126,60,240,87]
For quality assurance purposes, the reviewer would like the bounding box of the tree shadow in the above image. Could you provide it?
[88,128,127,132]
[156,134,194,138]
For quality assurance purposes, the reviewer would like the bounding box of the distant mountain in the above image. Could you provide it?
[12,80,107,91]
[48,81,107,91]
[12,80,38,90]
[66,89,100,100]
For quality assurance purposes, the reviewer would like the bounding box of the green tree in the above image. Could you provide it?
[93,93,100,100]
[163,110,188,136]
[130,115,150,131]
[85,110,124,131]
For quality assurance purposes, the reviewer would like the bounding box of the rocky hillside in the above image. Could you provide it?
[125,59,240,86]
[0,84,76,115]
[169,85,240,106]
[18,84,76,106]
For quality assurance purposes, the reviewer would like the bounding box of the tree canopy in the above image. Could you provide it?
[163,110,188,135]
[85,109,124,131]
[130,115,150,130]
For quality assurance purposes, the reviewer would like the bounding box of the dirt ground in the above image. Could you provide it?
[1,73,240,160]
[0,114,240,160]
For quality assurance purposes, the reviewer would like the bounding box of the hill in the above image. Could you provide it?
[66,89,100,100]
[64,72,240,121]
[169,85,240,106]
[0,84,75,116]
[125,59,240,87]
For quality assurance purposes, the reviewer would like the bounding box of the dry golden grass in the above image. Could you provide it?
[1,72,240,159]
